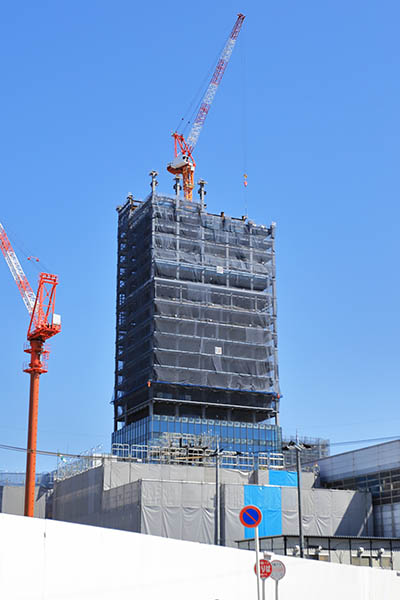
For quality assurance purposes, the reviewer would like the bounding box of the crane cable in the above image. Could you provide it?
[1,219,53,276]
[174,36,227,136]
[240,26,248,213]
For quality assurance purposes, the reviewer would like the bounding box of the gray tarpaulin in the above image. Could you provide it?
[281,488,373,537]
[0,486,45,518]
[53,464,373,545]
[222,485,373,547]
[53,466,103,523]
[103,460,252,491]
[140,479,214,544]
[221,484,245,547]
[100,481,141,532]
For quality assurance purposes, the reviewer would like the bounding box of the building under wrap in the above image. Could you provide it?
[113,189,281,453]
[52,459,373,547]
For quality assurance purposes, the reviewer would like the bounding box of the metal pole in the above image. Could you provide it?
[149,170,158,196]
[262,578,265,600]
[255,526,261,600]
[215,441,220,545]
[296,447,304,558]
[275,580,279,600]
[24,367,41,517]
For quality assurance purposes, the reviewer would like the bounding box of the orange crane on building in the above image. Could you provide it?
[0,223,61,517]
[167,13,245,200]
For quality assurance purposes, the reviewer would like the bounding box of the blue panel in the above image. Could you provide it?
[269,471,298,487]
[244,485,282,538]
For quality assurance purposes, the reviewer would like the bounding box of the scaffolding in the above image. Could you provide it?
[54,443,285,482]
[282,436,331,468]
[113,189,281,451]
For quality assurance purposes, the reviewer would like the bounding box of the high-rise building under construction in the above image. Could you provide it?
[112,175,282,454]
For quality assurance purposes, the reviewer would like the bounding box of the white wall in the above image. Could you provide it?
[0,513,399,600]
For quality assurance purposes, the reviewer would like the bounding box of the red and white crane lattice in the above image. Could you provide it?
[167,13,245,200]
[0,222,61,517]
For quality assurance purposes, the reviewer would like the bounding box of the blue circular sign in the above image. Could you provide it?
[239,505,262,528]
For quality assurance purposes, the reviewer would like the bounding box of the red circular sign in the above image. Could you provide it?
[239,505,262,528]
[254,559,272,579]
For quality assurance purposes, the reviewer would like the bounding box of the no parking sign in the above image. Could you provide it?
[239,505,262,528]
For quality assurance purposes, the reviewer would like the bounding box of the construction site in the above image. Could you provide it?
[113,184,281,450]
[1,7,400,600]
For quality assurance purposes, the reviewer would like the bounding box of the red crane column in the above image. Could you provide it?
[24,341,43,516]
[0,223,60,518]
[23,273,60,517]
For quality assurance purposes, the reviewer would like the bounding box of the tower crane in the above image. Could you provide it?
[0,223,61,517]
[167,13,245,200]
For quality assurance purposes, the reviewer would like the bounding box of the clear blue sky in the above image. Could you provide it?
[1,1,399,472]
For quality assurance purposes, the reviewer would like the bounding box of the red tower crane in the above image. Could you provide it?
[167,13,245,200]
[0,223,61,517]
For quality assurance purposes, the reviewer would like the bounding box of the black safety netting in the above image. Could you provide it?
[115,195,280,402]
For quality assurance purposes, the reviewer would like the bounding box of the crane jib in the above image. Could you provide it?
[185,14,245,153]
[167,13,245,200]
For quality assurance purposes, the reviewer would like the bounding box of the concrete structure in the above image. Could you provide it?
[1,513,399,600]
[52,458,373,547]
[310,440,400,537]
[113,186,281,454]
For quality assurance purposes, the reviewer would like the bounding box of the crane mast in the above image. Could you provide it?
[167,13,245,200]
[0,222,61,517]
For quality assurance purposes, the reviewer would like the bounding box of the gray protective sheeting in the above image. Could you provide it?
[0,486,45,518]
[53,464,373,546]
[103,460,253,491]
[221,484,245,547]
[222,485,373,547]
[281,488,373,537]
[140,480,214,543]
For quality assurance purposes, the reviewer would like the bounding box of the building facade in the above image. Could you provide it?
[310,440,400,537]
[112,185,281,454]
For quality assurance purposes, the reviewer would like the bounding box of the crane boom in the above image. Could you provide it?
[0,223,36,315]
[167,13,245,200]
[0,222,36,314]
[186,13,245,153]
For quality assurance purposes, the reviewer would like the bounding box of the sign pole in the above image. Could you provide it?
[239,505,264,600]
[255,525,261,600]
[270,559,286,599]
[262,577,265,600]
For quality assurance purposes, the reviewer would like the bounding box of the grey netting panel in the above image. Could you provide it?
[154,301,267,328]
[152,364,272,391]
[154,317,271,344]
[114,193,280,413]
[153,350,272,376]
[153,333,270,361]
